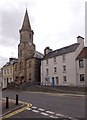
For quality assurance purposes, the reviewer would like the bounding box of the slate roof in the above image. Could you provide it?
[2,59,18,67]
[34,51,43,59]
[43,43,80,60]
[76,47,87,59]
[25,51,43,60]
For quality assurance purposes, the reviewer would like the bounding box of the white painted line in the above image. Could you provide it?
[49,115,58,118]
[26,108,32,111]
[46,111,54,114]
[56,113,64,117]
[32,110,39,113]
[32,106,37,109]
[41,112,49,116]
[38,108,45,111]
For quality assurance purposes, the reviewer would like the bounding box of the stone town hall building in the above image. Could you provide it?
[14,9,43,85]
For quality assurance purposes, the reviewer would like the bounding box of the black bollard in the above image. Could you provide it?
[16,94,18,105]
[6,97,9,108]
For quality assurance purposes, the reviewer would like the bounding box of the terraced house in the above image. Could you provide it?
[76,47,87,86]
[41,36,86,86]
[2,58,17,89]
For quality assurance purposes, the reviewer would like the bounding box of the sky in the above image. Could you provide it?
[0,0,86,68]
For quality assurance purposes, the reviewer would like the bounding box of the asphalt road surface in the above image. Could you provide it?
[2,89,85,119]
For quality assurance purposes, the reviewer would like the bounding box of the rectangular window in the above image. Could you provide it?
[54,57,56,63]
[63,66,66,72]
[63,76,67,82]
[46,69,49,75]
[15,65,17,71]
[56,77,58,85]
[62,54,66,61]
[7,69,9,74]
[54,67,57,73]
[80,74,84,81]
[79,59,84,68]
[29,74,31,80]
[10,68,12,74]
[46,59,48,65]
[4,70,6,75]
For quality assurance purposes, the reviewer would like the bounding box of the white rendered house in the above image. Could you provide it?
[76,47,87,86]
[41,36,84,86]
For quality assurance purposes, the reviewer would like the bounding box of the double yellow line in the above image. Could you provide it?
[1,101,32,120]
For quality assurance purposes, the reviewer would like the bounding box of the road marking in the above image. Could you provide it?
[56,113,64,117]
[40,112,49,116]
[38,108,45,111]
[32,106,37,109]
[46,111,54,114]
[26,108,32,111]
[32,110,39,113]
[1,105,30,119]
[26,105,77,120]
[49,115,58,118]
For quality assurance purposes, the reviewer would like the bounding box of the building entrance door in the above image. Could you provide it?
[52,77,54,86]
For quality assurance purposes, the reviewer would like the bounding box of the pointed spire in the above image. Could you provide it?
[20,9,31,32]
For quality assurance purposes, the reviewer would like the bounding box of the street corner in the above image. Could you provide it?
[1,98,32,120]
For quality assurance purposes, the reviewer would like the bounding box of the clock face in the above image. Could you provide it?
[29,42,32,46]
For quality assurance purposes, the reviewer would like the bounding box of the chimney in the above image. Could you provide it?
[77,36,84,45]
[44,47,52,55]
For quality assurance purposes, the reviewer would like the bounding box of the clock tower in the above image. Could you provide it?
[18,9,35,83]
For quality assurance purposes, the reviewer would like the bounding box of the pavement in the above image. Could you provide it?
[0,98,32,120]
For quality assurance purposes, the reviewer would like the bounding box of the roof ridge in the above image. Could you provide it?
[52,43,79,53]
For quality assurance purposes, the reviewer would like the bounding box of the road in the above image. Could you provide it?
[2,89,85,119]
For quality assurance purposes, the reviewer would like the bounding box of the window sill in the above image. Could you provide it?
[63,71,66,73]
[54,72,57,74]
